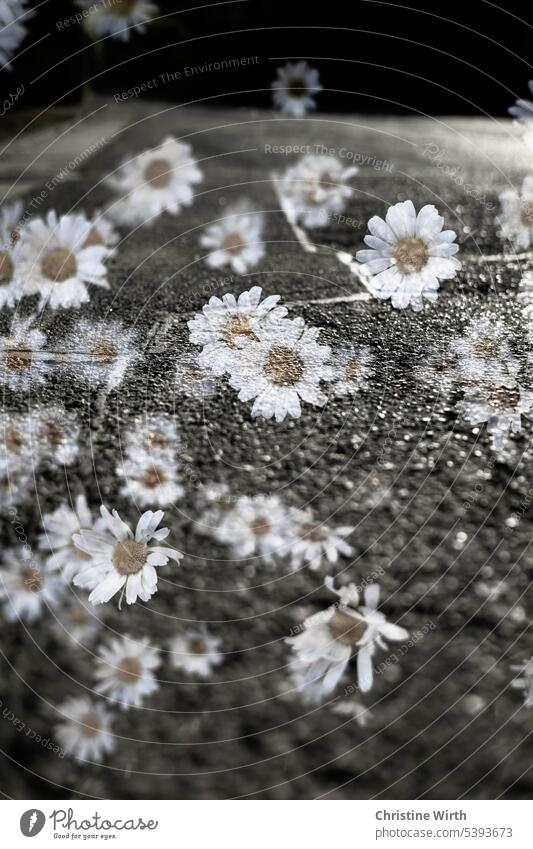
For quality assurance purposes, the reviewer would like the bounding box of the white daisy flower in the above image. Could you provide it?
[0,0,32,69]
[356,200,461,311]
[0,466,32,507]
[510,657,533,708]
[123,412,178,458]
[0,548,63,622]
[54,697,114,762]
[331,698,372,727]
[188,286,287,377]
[0,411,34,467]
[0,314,50,390]
[413,347,459,394]
[449,317,521,387]
[496,176,533,249]
[330,345,374,396]
[77,0,158,42]
[509,81,533,136]
[287,509,354,572]
[228,317,334,422]
[60,318,140,389]
[106,136,202,226]
[456,383,533,451]
[278,155,358,228]
[169,629,222,678]
[0,198,25,246]
[271,61,322,117]
[215,494,291,564]
[84,209,120,252]
[72,505,182,606]
[175,349,218,398]
[52,594,104,646]
[39,494,102,583]
[200,200,265,274]
[32,404,80,466]
[118,451,183,507]
[18,210,109,309]
[94,634,160,710]
[286,577,409,696]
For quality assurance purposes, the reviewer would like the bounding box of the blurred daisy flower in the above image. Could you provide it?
[271,61,322,117]
[496,176,533,249]
[0,549,63,622]
[94,634,161,710]
[76,0,158,42]
[169,629,223,678]
[52,594,104,646]
[60,318,140,390]
[33,404,80,466]
[510,657,533,707]
[456,383,533,452]
[188,286,287,377]
[123,412,179,458]
[84,209,120,252]
[106,136,202,226]
[356,200,461,311]
[175,349,218,398]
[0,0,33,69]
[0,410,34,468]
[278,154,357,228]
[39,494,103,583]
[18,211,110,309]
[286,577,409,697]
[55,697,114,762]
[331,698,372,727]
[117,450,183,507]
[73,506,182,606]
[0,198,24,245]
[287,508,354,572]
[330,345,374,396]
[0,314,51,390]
[449,317,520,387]
[215,494,291,564]
[228,316,333,422]
[200,200,265,274]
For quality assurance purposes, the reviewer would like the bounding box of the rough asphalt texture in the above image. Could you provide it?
[1,102,532,800]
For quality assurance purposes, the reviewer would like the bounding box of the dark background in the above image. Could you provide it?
[2,0,531,116]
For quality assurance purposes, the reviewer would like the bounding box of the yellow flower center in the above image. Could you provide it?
[144,158,173,189]
[328,610,367,646]
[221,232,246,255]
[393,237,428,274]
[263,346,304,385]
[112,539,147,575]
[41,249,77,282]
[115,655,142,684]
[0,250,14,285]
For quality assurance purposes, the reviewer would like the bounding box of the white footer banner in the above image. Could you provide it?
[3,800,530,847]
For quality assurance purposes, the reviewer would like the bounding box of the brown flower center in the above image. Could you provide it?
[0,250,14,285]
[489,386,520,409]
[41,248,77,282]
[249,516,271,537]
[79,713,100,737]
[344,360,360,381]
[473,337,500,359]
[20,567,43,593]
[141,466,166,489]
[521,203,533,227]
[4,427,24,453]
[144,430,167,450]
[115,655,142,684]
[5,349,31,371]
[93,340,117,364]
[222,315,258,347]
[109,0,137,14]
[393,237,428,274]
[83,226,104,247]
[144,158,172,189]
[287,77,307,98]
[189,638,207,655]
[112,539,147,575]
[263,346,304,385]
[42,421,64,446]
[10,228,20,246]
[328,610,367,646]
[300,522,328,543]
[221,232,246,255]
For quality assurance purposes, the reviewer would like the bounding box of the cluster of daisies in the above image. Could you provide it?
[197,487,355,572]
[188,285,374,422]
[116,412,184,507]
[414,315,533,453]
[0,404,81,506]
